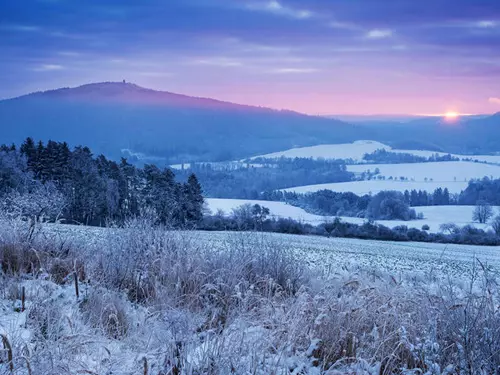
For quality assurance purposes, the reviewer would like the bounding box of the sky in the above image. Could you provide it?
[1,0,500,115]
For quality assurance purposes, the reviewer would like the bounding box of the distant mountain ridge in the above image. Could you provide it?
[14,82,287,113]
[1,81,499,162]
[0,82,362,163]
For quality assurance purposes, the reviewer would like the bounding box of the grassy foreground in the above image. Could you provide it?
[1,216,499,374]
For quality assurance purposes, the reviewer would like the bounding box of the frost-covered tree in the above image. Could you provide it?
[491,214,500,235]
[6,139,207,227]
[472,200,493,224]
[439,222,460,235]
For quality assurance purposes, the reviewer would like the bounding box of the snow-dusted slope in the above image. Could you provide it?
[205,198,495,232]
[347,161,500,182]
[206,198,326,223]
[340,205,495,232]
[281,180,469,195]
[248,140,389,161]
[390,149,500,164]
[248,140,500,164]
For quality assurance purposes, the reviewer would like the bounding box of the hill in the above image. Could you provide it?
[0,82,362,163]
[2,82,499,162]
[366,113,500,154]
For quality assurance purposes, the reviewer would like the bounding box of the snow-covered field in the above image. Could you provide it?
[170,162,266,170]
[204,231,500,279]
[249,140,500,164]
[206,198,325,223]
[282,179,469,195]
[41,223,500,279]
[206,198,495,232]
[3,221,500,374]
[248,140,389,162]
[347,161,500,182]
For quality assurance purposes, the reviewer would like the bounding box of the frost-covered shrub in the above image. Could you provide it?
[27,297,66,342]
[3,218,500,374]
[91,219,307,312]
[80,289,129,339]
[0,243,40,275]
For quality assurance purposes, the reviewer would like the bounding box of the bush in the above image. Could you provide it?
[421,224,430,231]
[0,243,40,275]
[366,191,416,221]
[80,289,129,339]
[492,215,500,235]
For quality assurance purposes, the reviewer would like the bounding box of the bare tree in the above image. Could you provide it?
[439,222,460,235]
[472,200,493,224]
[1,182,66,222]
[491,214,500,235]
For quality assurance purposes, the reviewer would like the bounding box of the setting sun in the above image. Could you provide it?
[444,111,460,119]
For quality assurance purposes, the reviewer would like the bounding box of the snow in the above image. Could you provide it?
[170,163,191,170]
[390,148,500,164]
[282,160,500,195]
[3,218,498,373]
[340,205,496,232]
[205,198,496,233]
[206,198,326,223]
[347,161,500,182]
[248,140,389,161]
[40,223,500,280]
[170,162,266,170]
[248,140,500,164]
[282,179,469,195]
[194,231,500,280]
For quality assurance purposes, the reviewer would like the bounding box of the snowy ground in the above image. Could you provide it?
[4,221,500,374]
[170,162,266,170]
[44,223,500,281]
[247,140,389,162]
[347,161,500,182]
[248,140,500,164]
[206,198,325,223]
[205,198,496,232]
[196,231,500,280]
[281,179,469,195]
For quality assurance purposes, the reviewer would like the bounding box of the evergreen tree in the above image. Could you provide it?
[183,173,204,224]
[442,188,450,205]
[404,190,410,204]
[20,137,37,172]
[5,139,207,227]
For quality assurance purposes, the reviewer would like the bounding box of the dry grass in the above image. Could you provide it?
[80,289,129,339]
[1,216,500,374]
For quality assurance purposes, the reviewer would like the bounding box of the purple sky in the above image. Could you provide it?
[1,0,500,115]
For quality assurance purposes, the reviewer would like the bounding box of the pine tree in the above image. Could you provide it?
[184,174,204,224]
[443,188,450,205]
[20,137,37,172]
[404,190,410,205]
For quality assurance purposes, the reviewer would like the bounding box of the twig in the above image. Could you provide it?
[21,286,25,312]
[74,272,80,300]
[1,334,13,373]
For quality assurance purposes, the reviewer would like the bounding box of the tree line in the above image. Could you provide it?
[200,203,500,246]
[268,177,500,220]
[0,138,204,226]
[363,149,460,164]
[177,157,353,199]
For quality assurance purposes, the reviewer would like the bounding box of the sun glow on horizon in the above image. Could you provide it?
[444,111,460,120]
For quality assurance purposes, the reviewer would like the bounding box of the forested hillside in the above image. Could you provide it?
[2,83,500,164]
[0,138,203,226]
[0,82,361,163]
